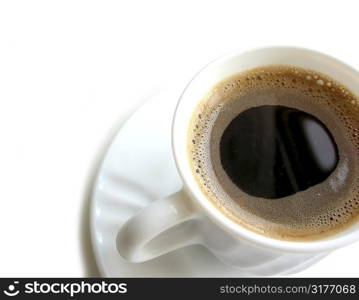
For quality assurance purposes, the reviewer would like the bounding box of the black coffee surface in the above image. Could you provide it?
[189,65,359,240]
[220,105,339,199]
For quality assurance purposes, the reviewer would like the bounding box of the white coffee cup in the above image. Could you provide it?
[117,47,359,275]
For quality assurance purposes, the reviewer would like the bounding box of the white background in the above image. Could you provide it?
[0,0,358,277]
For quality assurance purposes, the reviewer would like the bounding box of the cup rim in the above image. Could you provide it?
[172,46,359,254]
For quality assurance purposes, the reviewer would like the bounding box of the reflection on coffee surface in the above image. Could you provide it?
[188,65,359,241]
[220,105,339,199]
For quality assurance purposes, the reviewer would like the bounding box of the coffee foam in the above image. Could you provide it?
[188,65,359,241]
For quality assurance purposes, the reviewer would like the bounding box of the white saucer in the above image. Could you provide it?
[90,87,326,277]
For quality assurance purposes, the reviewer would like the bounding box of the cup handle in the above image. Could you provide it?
[116,189,199,263]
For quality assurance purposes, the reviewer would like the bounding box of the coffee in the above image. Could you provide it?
[220,105,339,199]
[188,65,359,241]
